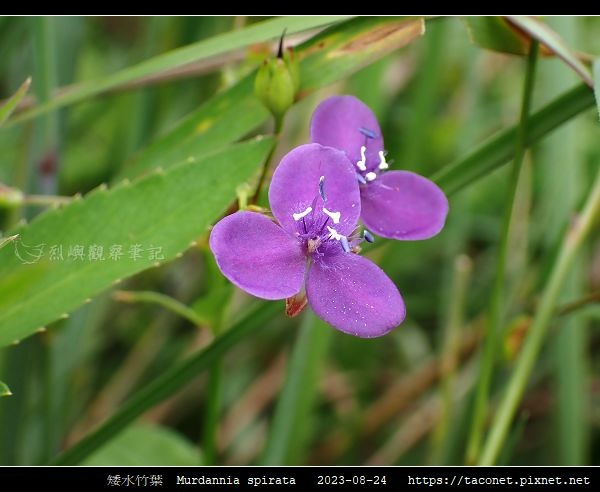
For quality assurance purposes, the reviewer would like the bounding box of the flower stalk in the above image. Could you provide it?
[479,164,600,465]
[466,40,539,464]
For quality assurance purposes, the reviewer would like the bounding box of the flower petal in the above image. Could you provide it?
[310,95,384,168]
[306,253,405,337]
[361,171,449,240]
[209,211,306,300]
[269,143,360,236]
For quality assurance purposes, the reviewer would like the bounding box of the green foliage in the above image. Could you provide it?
[84,424,202,465]
[1,15,599,469]
[594,59,600,118]
[261,312,332,465]
[0,77,30,127]
[8,16,351,125]
[0,138,273,346]
[464,17,529,55]
[124,16,425,180]
[507,16,593,86]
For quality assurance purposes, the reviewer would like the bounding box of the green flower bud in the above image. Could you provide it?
[254,31,300,126]
[254,57,295,121]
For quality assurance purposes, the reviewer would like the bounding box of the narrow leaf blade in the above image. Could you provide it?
[0,77,31,127]
[0,137,273,347]
[9,17,350,125]
[507,16,593,86]
[124,16,426,179]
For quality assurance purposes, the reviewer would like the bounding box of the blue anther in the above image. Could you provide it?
[363,230,375,243]
[356,173,367,184]
[359,127,377,139]
[319,176,327,201]
[340,236,351,253]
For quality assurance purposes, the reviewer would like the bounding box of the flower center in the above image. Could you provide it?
[289,176,374,263]
[353,127,389,184]
[290,176,352,260]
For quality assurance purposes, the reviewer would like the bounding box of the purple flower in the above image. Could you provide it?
[310,95,449,240]
[209,143,405,337]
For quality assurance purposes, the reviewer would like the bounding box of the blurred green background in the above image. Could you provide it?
[0,16,599,466]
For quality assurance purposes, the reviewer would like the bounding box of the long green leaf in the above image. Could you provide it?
[9,17,350,125]
[0,137,273,347]
[52,301,280,465]
[480,167,600,465]
[433,84,595,195]
[506,16,593,87]
[0,380,12,397]
[260,312,332,465]
[123,16,425,179]
[0,77,30,126]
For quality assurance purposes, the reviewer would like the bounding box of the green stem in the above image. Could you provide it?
[479,167,600,465]
[113,290,205,327]
[23,194,72,206]
[433,84,594,196]
[557,291,600,317]
[202,360,223,464]
[31,16,59,195]
[431,254,472,464]
[51,301,279,465]
[250,122,283,205]
[260,311,332,465]
[201,301,226,465]
[466,41,539,464]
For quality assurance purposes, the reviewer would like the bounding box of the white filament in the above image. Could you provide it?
[293,206,312,221]
[322,207,341,224]
[378,150,389,170]
[327,226,343,241]
[356,146,367,171]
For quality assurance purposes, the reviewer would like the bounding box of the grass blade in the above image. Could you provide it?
[260,312,332,465]
[51,301,280,465]
[433,84,595,196]
[0,78,31,127]
[8,17,350,126]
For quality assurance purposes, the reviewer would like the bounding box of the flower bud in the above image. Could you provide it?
[254,57,295,121]
[254,32,299,125]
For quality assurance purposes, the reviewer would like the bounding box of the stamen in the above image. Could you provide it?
[378,150,389,170]
[365,172,377,182]
[327,226,343,241]
[340,236,351,253]
[363,230,375,243]
[293,206,312,221]
[319,175,327,201]
[356,146,367,171]
[322,207,341,224]
[359,127,377,139]
[356,173,367,184]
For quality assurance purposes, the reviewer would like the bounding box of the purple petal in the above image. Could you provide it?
[209,211,306,300]
[361,171,449,240]
[306,253,405,337]
[269,143,360,237]
[310,95,384,168]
